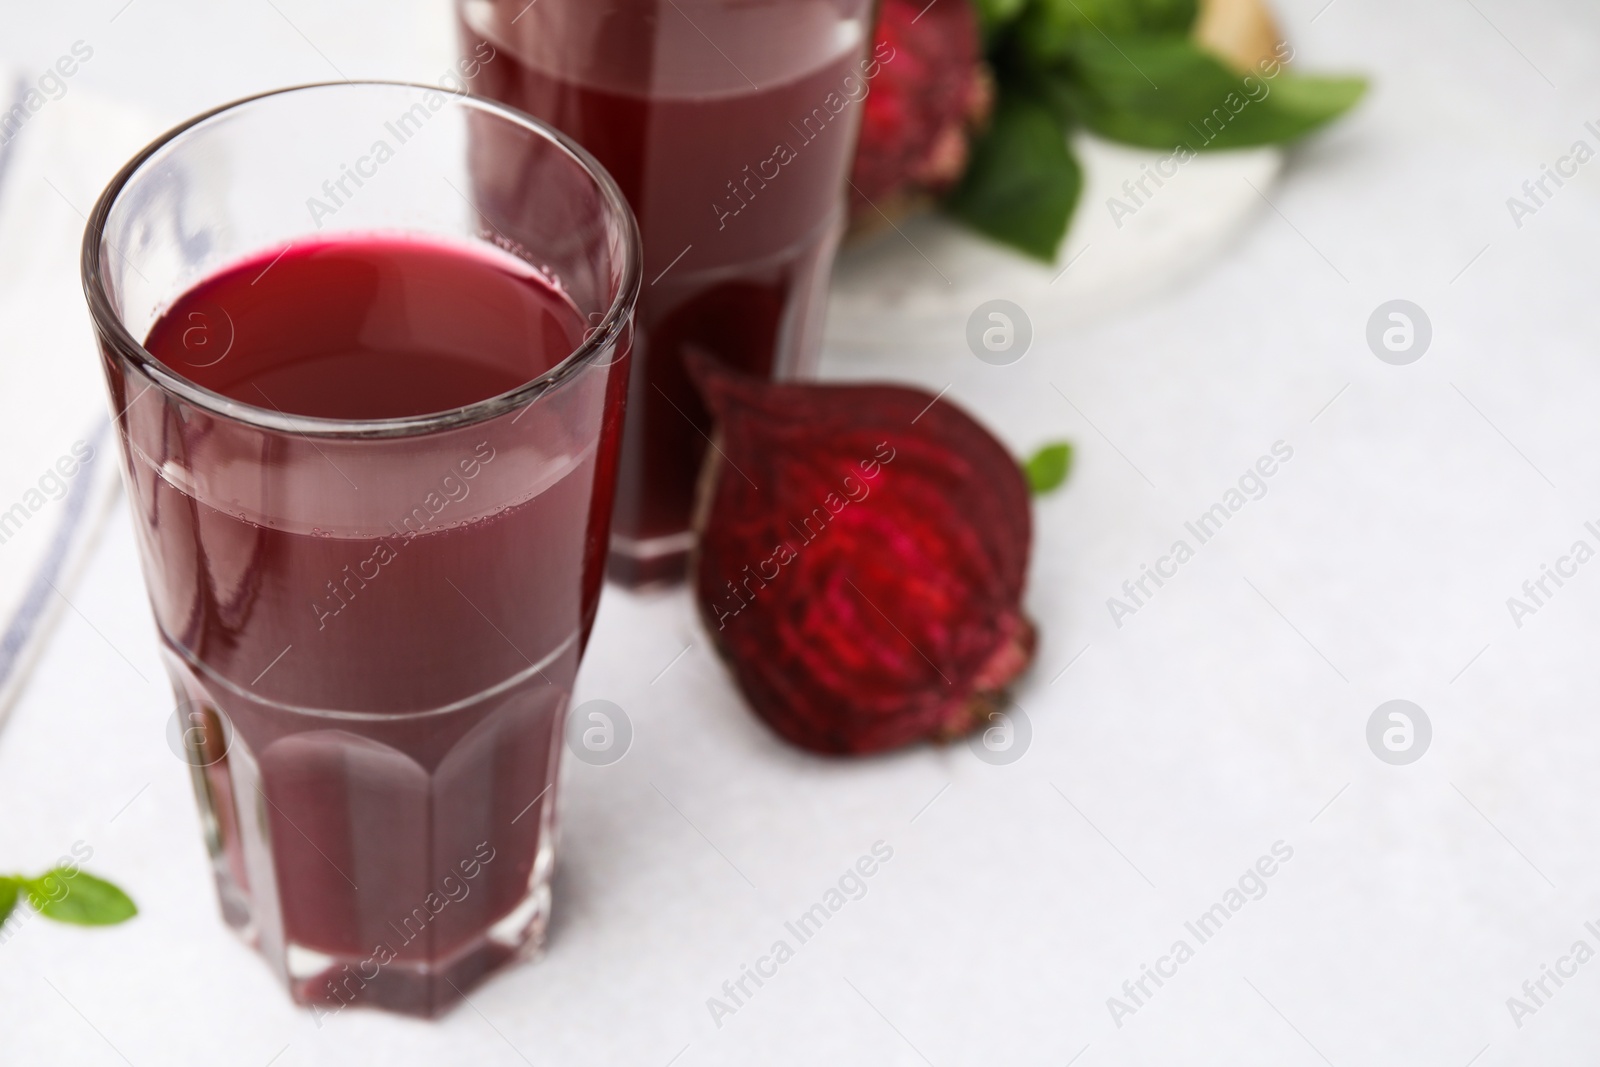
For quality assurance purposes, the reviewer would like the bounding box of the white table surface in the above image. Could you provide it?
[4,1,1600,1064]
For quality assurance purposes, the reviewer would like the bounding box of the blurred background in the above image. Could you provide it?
[3,0,1600,1064]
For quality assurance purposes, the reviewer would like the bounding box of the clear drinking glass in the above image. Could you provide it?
[81,82,639,1016]
[458,0,876,585]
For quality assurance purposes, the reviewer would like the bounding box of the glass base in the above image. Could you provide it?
[607,530,694,587]
[165,635,572,1021]
[287,861,552,1020]
[211,787,557,1020]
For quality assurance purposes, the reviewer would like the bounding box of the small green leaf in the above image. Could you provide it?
[1068,35,1366,149]
[25,870,137,926]
[0,878,18,926]
[947,90,1083,261]
[1024,442,1073,495]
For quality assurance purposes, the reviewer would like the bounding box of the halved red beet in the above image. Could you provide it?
[689,357,1035,755]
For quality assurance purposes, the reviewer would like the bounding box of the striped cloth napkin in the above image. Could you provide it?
[0,71,161,719]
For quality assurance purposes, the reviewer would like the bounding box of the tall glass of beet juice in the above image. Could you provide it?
[459,0,877,585]
[81,82,639,1016]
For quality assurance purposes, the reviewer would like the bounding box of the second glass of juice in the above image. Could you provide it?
[460,0,877,585]
[82,83,639,1015]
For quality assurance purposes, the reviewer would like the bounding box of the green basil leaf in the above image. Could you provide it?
[1069,35,1366,149]
[1025,443,1074,495]
[1017,0,1198,65]
[947,91,1082,261]
[25,870,137,926]
[1257,71,1369,129]
[0,878,17,926]
[1018,65,1088,125]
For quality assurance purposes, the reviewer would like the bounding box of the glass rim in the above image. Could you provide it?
[80,80,643,440]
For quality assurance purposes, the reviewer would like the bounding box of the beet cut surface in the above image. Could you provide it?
[691,359,1036,756]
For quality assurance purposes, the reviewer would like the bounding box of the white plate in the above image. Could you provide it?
[826,133,1283,347]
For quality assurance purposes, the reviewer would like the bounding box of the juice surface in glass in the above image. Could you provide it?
[460,0,876,584]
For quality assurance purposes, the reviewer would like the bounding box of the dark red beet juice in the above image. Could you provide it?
[459,0,876,584]
[138,237,623,1014]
